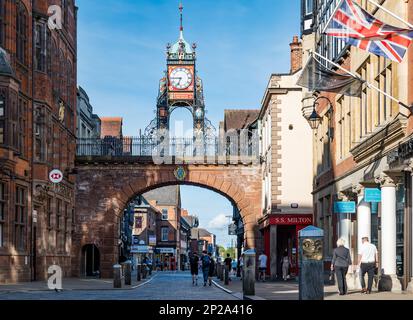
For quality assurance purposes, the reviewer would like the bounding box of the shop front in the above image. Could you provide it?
[154,247,177,271]
[260,214,313,280]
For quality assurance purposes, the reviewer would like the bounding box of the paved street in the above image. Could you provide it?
[0,272,238,301]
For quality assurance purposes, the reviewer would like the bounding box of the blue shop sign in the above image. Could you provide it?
[365,188,381,203]
[334,201,356,214]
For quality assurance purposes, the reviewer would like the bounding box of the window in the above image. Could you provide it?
[35,23,47,72]
[16,1,28,65]
[162,209,168,220]
[305,0,313,15]
[34,107,45,161]
[0,0,5,48]
[47,197,52,228]
[14,186,26,250]
[56,199,62,251]
[17,98,27,155]
[0,94,4,144]
[0,182,5,247]
[64,203,68,252]
[161,227,169,242]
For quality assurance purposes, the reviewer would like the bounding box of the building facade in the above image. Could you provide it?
[143,186,182,271]
[257,36,314,280]
[0,0,77,283]
[76,86,101,139]
[301,0,413,291]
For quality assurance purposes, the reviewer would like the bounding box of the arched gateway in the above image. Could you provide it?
[72,160,261,278]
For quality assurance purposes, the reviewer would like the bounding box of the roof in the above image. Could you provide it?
[198,228,213,238]
[223,109,260,131]
[0,48,14,76]
[100,117,123,138]
[142,186,181,206]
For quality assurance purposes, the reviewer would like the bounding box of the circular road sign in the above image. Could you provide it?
[49,169,63,184]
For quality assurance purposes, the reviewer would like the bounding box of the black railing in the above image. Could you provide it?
[76,136,259,160]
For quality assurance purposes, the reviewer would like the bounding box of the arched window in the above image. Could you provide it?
[16,1,28,65]
[0,0,6,48]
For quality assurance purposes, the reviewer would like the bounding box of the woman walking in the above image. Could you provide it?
[331,238,352,295]
[281,250,291,281]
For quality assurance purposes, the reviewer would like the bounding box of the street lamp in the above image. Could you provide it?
[302,96,333,130]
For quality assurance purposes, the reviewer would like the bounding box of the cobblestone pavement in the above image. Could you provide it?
[0,272,238,300]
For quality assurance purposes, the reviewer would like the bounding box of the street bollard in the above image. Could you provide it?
[137,264,141,282]
[298,226,324,300]
[124,260,132,286]
[243,249,256,296]
[224,266,229,285]
[113,264,122,288]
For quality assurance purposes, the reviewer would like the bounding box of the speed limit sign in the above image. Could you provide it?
[49,169,63,184]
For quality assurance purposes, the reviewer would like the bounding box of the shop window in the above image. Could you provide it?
[56,199,62,251]
[47,197,52,228]
[396,181,405,277]
[0,0,5,47]
[161,227,168,242]
[14,186,26,250]
[0,182,5,247]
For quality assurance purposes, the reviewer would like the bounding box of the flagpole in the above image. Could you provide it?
[366,0,413,30]
[311,50,411,110]
[322,0,345,34]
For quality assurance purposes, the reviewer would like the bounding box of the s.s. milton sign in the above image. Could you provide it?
[269,215,313,226]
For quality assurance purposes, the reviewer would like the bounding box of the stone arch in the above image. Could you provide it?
[73,163,262,277]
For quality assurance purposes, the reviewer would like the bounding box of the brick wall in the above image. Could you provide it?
[290,36,302,74]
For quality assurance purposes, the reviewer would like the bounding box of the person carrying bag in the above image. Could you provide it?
[331,238,352,296]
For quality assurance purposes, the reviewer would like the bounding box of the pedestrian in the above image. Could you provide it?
[224,254,232,281]
[258,251,268,282]
[331,238,352,295]
[190,252,199,286]
[231,259,237,275]
[358,236,378,294]
[201,251,211,287]
[281,249,292,281]
[239,254,244,279]
[207,253,215,286]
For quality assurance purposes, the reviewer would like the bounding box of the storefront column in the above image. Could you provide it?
[270,225,277,281]
[338,213,351,249]
[355,185,371,255]
[376,174,402,292]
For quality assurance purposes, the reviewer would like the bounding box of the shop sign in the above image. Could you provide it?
[365,188,381,203]
[334,201,356,214]
[228,223,237,235]
[157,248,175,254]
[270,215,313,225]
[149,235,157,246]
[131,245,150,253]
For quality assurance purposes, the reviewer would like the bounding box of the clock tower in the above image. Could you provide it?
[145,2,214,139]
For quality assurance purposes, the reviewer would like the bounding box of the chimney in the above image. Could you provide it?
[290,35,302,74]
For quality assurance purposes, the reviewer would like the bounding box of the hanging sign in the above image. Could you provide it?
[365,188,381,203]
[49,169,63,184]
[334,201,356,214]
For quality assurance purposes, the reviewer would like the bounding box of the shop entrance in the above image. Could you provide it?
[276,225,298,278]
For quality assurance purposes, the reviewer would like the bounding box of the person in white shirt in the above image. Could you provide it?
[358,237,378,294]
[258,252,268,282]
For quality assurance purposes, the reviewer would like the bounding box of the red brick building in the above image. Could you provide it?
[0,0,77,283]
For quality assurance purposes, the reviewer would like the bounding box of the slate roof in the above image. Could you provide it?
[142,185,181,206]
[223,109,260,131]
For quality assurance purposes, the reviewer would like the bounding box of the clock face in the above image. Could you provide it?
[170,67,193,90]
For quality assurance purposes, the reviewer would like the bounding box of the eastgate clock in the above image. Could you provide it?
[170,67,193,90]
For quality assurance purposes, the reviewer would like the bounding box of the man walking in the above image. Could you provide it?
[190,252,199,286]
[201,251,211,287]
[224,253,232,282]
[258,251,268,282]
[358,237,378,294]
[207,252,215,286]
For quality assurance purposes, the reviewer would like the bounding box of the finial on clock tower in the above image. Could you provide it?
[179,1,184,38]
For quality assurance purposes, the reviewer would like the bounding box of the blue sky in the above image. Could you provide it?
[77,0,300,247]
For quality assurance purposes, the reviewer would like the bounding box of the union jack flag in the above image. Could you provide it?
[324,0,413,62]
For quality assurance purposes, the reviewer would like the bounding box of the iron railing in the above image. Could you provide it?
[76,136,259,160]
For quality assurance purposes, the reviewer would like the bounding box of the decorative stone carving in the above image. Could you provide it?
[352,183,364,197]
[375,173,398,187]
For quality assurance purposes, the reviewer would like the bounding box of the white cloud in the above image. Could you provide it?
[206,214,228,230]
